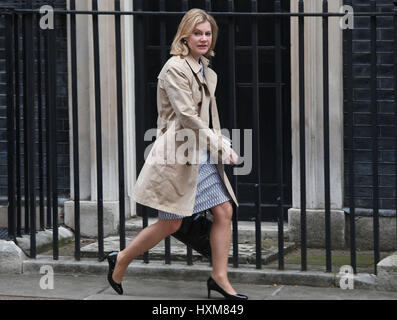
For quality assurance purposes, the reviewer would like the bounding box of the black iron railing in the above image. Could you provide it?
[1,0,396,276]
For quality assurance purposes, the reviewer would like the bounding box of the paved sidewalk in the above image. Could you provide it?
[1,273,397,301]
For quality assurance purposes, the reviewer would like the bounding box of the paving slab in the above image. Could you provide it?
[21,255,380,291]
[1,274,397,301]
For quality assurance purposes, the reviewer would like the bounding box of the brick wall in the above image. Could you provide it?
[343,0,396,211]
[0,0,69,203]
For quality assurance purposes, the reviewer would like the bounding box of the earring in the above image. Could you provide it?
[183,40,187,45]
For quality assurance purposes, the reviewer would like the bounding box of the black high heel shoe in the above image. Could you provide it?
[207,276,248,300]
[104,251,123,295]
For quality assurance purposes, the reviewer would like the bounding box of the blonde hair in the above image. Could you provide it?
[170,8,218,57]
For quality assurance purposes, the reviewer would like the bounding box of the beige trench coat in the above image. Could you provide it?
[131,53,239,216]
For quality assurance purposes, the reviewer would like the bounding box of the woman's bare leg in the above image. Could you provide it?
[210,200,237,295]
[111,218,183,283]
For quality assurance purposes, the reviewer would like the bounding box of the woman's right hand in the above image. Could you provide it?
[225,149,239,165]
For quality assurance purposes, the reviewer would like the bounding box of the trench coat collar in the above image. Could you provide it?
[185,54,210,85]
[184,52,210,74]
[184,53,216,97]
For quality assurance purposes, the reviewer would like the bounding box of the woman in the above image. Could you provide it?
[105,8,248,300]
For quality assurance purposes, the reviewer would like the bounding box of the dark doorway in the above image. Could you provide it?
[134,0,292,222]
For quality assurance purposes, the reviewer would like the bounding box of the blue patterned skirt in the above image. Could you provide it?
[158,150,232,219]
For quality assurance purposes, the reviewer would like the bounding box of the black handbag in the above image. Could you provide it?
[171,210,213,259]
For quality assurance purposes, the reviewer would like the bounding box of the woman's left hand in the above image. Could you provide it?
[225,149,239,165]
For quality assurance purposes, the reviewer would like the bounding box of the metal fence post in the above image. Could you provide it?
[227,0,239,269]
[114,0,126,253]
[298,0,307,272]
[250,0,262,271]
[370,0,380,275]
[275,0,285,271]
[322,0,332,273]
[22,0,37,258]
[92,0,104,261]
[6,11,16,242]
[345,0,357,274]
[393,0,397,253]
[46,0,59,260]
[14,12,22,238]
[69,0,81,261]
[36,8,45,232]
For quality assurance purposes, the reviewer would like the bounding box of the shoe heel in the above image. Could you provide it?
[207,287,211,299]
[206,276,248,300]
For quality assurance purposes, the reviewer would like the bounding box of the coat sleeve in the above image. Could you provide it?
[161,65,232,163]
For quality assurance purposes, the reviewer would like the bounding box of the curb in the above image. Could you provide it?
[22,255,377,291]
